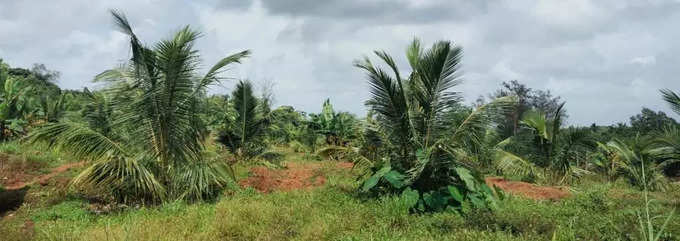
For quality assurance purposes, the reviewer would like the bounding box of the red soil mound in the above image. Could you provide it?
[3,161,85,190]
[240,162,353,193]
[485,177,570,201]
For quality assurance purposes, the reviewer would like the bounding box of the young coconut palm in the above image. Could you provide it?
[655,89,680,176]
[29,10,250,202]
[330,38,516,212]
[496,103,595,184]
[607,138,668,191]
[217,80,267,162]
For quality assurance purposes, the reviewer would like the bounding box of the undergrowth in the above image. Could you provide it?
[1,148,679,241]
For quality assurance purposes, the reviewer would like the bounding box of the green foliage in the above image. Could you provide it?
[218,80,268,161]
[0,76,34,139]
[351,38,515,212]
[635,160,676,241]
[267,105,305,144]
[606,138,668,191]
[29,10,250,203]
[308,99,358,146]
[630,107,678,134]
[661,89,680,116]
[496,103,597,184]
[480,80,564,138]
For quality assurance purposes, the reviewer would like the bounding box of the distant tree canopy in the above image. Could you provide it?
[0,59,66,139]
[480,80,564,138]
[629,107,678,134]
[7,63,61,94]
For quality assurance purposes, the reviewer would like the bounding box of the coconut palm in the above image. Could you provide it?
[496,103,595,184]
[654,89,680,176]
[338,38,516,212]
[217,80,267,162]
[607,138,668,191]
[29,10,250,202]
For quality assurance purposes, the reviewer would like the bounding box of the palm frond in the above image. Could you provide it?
[316,146,373,171]
[661,89,680,115]
[173,159,233,201]
[72,154,166,202]
[28,122,127,161]
[449,96,517,149]
[409,41,464,144]
[550,102,566,141]
[196,50,251,93]
[495,150,541,178]
[521,109,548,139]
[406,38,422,70]
[354,57,412,152]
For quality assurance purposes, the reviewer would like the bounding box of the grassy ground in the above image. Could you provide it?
[1,145,679,241]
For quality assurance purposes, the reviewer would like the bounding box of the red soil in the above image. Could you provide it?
[0,157,44,189]
[485,177,570,201]
[2,161,86,190]
[240,162,353,193]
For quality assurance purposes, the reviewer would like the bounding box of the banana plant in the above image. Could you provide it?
[0,77,34,140]
[309,99,358,146]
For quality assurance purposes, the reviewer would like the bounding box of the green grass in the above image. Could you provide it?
[17,182,679,241]
[0,141,74,169]
[1,147,679,241]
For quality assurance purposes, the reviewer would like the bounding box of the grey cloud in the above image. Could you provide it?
[259,0,489,24]
[2,0,680,125]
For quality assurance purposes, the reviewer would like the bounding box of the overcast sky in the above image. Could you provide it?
[1,0,679,125]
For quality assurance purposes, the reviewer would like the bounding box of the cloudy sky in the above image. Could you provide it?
[1,0,679,125]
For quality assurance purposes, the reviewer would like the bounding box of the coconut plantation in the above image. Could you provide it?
[1,3,680,241]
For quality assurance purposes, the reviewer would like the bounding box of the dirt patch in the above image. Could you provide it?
[240,162,353,193]
[3,161,86,190]
[485,177,570,201]
[0,155,47,189]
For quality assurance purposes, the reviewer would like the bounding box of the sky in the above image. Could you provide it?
[1,0,680,126]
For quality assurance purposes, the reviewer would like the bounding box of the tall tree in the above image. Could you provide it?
[487,80,564,138]
[630,107,678,134]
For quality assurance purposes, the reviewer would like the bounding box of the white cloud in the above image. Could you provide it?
[631,56,657,66]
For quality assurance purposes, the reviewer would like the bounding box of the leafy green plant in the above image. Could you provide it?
[218,80,268,162]
[635,161,675,241]
[344,38,515,212]
[0,76,34,140]
[495,104,596,184]
[29,10,249,203]
[608,138,668,191]
[308,99,358,146]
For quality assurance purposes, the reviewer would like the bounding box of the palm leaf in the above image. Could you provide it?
[495,149,541,178]
[196,50,251,94]
[28,122,127,161]
[72,154,166,202]
[661,89,680,115]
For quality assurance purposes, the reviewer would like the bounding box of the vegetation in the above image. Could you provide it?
[29,11,250,203]
[0,9,679,241]
[346,38,515,212]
